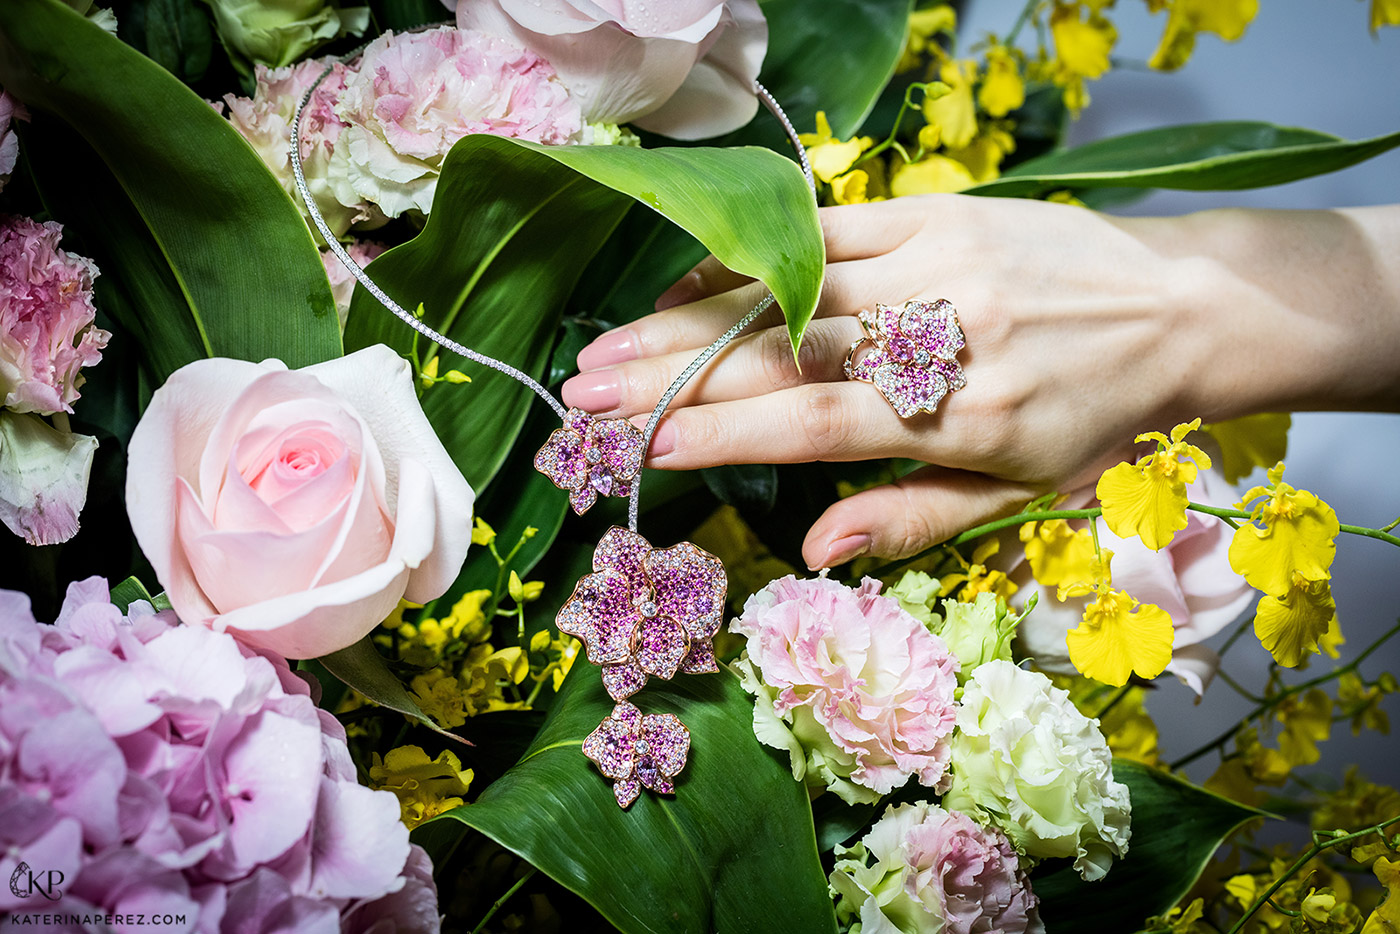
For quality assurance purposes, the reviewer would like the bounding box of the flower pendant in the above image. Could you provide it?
[582,701,690,809]
[534,408,645,515]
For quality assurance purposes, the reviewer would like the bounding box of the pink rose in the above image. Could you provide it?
[731,575,960,804]
[125,345,474,659]
[1013,467,1254,694]
[453,0,768,139]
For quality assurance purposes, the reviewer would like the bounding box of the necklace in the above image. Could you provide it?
[292,50,816,808]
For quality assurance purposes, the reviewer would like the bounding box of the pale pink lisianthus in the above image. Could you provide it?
[223,59,383,240]
[0,216,109,416]
[1013,466,1254,694]
[452,0,767,140]
[334,27,582,218]
[323,240,388,331]
[125,345,474,659]
[730,575,960,804]
[0,577,439,930]
[0,91,28,191]
[830,802,1043,934]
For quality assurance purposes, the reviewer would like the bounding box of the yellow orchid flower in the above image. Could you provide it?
[922,60,978,149]
[1060,550,1175,686]
[977,45,1024,117]
[799,111,873,185]
[1228,462,1339,597]
[939,538,1017,603]
[1202,412,1290,484]
[370,746,473,829]
[1149,0,1258,71]
[1097,418,1211,551]
[1253,574,1338,668]
[1375,0,1400,31]
[1020,518,1095,590]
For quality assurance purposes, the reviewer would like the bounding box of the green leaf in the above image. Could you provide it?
[514,140,824,353]
[1034,761,1266,933]
[424,667,838,934]
[967,122,1400,198]
[110,576,156,613]
[367,0,447,31]
[0,0,341,384]
[344,134,822,489]
[144,0,213,82]
[317,635,463,742]
[702,464,779,515]
[755,0,914,139]
[343,137,632,492]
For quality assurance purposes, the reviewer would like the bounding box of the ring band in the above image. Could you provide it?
[844,299,966,418]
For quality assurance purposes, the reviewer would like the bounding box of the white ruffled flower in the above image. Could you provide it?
[943,660,1131,881]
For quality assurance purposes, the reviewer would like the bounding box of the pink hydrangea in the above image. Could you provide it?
[223,59,383,239]
[730,575,960,804]
[0,578,440,932]
[0,216,108,416]
[335,27,582,217]
[323,240,387,330]
[830,802,1043,934]
[1,91,28,191]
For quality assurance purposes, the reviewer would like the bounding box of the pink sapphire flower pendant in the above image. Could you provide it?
[582,701,690,808]
[557,527,726,702]
[534,408,645,515]
[844,299,966,418]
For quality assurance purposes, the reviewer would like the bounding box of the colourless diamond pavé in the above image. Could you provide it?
[844,299,966,418]
[534,407,645,515]
[556,527,726,701]
[582,702,690,809]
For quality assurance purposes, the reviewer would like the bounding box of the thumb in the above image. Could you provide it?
[801,466,1038,570]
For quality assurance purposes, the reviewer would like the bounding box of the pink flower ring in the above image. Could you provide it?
[844,299,966,418]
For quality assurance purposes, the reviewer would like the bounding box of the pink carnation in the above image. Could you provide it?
[830,802,1043,934]
[335,27,582,217]
[0,578,439,932]
[224,59,382,239]
[0,216,108,416]
[730,576,959,802]
[1,91,28,191]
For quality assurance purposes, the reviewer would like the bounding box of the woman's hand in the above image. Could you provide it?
[561,195,1400,568]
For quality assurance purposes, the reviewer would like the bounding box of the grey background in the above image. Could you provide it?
[964,0,1400,785]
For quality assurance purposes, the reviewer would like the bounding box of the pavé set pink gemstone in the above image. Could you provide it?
[582,701,691,809]
[534,407,645,515]
[844,299,966,418]
[557,527,726,807]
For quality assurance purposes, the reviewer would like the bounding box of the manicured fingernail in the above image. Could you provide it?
[561,370,622,412]
[811,533,871,570]
[655,272,703,311]
[649,420,676,458]
[577,328,639,371]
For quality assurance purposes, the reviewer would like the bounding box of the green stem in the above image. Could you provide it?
[1217,616,1256,660]
[1170,618,1400,769]
[470,866,538,934]
[1092,683,1132,720]
[1005,0,1041,46]
[1382,514,1400,533]
[1225,815,1400,934]
[1215,668,1264,703]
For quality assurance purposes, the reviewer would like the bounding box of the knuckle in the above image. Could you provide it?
[756,327,805,389]
[797,384,851,459]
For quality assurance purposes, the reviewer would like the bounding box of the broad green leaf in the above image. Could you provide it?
[144,0,214,82]
[0,0,341,384]
[967,122,1400,198]
[344,134,821,490]
[318,635,464,742]
[755,0,914,139]
[702,464,779,515]
[514,140,824,352]
[424,666,838,934]
[574,0,911,329]
[1034,761,1266,933]
[368,0,447,30]
[343,137,632,492]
